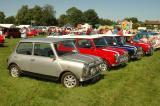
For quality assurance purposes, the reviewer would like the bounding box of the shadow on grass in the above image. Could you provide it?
[0,45,8,48]
[21,73,104,87]
[109,63,128,71]
[21,74,59,84]
[80,74,104,87]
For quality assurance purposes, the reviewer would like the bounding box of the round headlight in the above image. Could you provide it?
[99,63,107,72]
[114,53,119,62]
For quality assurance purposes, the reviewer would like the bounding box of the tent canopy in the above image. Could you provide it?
[0,24,16,28]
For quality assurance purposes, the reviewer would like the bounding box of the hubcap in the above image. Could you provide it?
[64,75,77,88]
[10,66,19,77]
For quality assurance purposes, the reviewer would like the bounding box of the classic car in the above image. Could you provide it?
[134,31,160,49]
[123,34,153,55]
[7,38,106,88]
[0,34,5,46]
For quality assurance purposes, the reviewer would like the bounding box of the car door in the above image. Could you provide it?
[29,43,60,77]
[15,42,33,71]
[76,39,96,55]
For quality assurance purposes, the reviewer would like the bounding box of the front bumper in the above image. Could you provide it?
[145,47,154,55]
[80,72,101,82]
[111,56,128,67]
[131,51,143,59]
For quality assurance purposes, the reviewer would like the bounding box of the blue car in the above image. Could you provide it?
[103,36,143,60]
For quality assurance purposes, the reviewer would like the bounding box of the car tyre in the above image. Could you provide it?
[9,64,21,77]
[61,72,79,88]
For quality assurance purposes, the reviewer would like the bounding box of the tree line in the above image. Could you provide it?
[0,4,144,29]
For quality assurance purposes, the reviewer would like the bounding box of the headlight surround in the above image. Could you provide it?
[99,63,107,72]
[114,53,119,63]
[82,64,90,77]
[134,47,137,54]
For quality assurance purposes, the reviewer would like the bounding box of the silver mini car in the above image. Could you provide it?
[7,38,107,88]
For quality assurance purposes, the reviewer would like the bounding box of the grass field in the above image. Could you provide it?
[0,38,160,106]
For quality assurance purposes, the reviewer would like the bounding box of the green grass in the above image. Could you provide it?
[0,38,160,106]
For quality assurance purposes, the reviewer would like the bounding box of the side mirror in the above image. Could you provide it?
[113,42,117,45]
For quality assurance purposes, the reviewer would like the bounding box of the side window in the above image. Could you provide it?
[34,43,54,57]
[77,39,92,48]
[107,37,115,45]
[16,42,33,55]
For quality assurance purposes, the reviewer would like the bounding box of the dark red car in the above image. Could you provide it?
[0,34,5,46]
[124,34,154,55]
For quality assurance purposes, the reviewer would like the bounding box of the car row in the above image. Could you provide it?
[7,33,154,88]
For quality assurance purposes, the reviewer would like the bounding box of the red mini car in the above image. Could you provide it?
[124,34,154,55]
[0,34,5,46]
[50,35,129,69]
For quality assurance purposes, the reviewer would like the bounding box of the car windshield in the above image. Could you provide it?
[93,37,108,48]
[104,37,117,46]
[115,36,126,45]
[54,40,78,57]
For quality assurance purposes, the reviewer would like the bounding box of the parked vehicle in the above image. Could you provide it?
[3,28,21,38]
[49,35,128,69]
[27,29,38,37]
[124,34,154,55]
[0,34,5,46]
[134,31,160,49]
[103,34,143,60]
[7,38,105,88]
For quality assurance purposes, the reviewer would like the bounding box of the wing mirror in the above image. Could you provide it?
[113,42,117,45]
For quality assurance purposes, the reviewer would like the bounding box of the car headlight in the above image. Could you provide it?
[99,63,107,72]
[90,68,96,76]
[134,47,137,53]
[114,53,119,62]
[82,64,90,77]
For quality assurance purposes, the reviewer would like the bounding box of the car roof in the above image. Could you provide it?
[48,34,104,39]
[20,38,71,43]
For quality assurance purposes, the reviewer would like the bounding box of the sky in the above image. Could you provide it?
[0,0,160,21]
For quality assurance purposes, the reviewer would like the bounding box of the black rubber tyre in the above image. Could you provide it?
[9,64,21,77]
[61,72,79,88]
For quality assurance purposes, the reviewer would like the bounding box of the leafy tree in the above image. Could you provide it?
[30,5,42,25]
[5,16,15,24]
[98,18,114,26]
[124,17,138,23]
[66,7,85,26]
[58,14,69,27]
[0,11,5,23]
[40,4,57,26]
[83,9,99,27]
[15,5,31,24]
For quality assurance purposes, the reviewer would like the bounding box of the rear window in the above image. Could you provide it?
[16,42,33,55]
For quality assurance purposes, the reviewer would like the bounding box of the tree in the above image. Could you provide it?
[15,5,31,24]
[124,17,138,23]
[58,14,69,27]
[83,9,99,27]
[66,7,85,26]
[41,4,57,26]
[98,18,114,26]
[5,16,15,24]
[30,5,42,25]
[0,11,5,23]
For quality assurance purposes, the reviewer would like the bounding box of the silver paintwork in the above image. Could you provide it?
[8,38,104,82]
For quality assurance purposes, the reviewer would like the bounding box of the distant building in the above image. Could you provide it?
[145,20,160,30]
